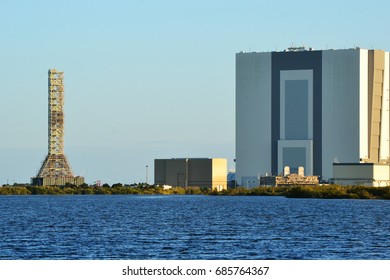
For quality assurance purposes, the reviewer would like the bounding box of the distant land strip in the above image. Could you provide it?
[1,184,390,199]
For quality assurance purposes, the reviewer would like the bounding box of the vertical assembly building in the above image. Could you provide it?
[32,69,84,186]
[236,47,390,187]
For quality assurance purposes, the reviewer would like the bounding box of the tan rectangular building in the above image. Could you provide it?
[154,158,227,191]
[333,163,390,186]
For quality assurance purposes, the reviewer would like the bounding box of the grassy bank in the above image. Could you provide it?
[214,185,390,199]
[285,185,390,199]
[0,184,204,195]
[1,184,390,199]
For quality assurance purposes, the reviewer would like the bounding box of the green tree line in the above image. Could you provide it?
[0,184,208,196]
[1,184,390,199]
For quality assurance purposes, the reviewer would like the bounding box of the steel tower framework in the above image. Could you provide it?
[36,69,74,177]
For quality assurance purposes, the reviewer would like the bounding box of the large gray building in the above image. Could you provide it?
[236,47,390,187]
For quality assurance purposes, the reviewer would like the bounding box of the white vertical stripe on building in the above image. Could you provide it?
[380,51,390,161]
[359,49,369,161]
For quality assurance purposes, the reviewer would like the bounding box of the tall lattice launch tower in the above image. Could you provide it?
[32,69,84,186]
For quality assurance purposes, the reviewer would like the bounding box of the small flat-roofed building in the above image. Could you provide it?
[333,163,390,186]
[154,158,227,191]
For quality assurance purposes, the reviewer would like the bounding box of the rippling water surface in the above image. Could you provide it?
[0,195,389,259]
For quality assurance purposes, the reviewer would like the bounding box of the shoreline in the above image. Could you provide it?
[0,184,390,199]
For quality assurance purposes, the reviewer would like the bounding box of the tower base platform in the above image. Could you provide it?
[31,176,85,187]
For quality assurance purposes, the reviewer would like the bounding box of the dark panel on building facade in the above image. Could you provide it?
[271,50,322,176]
[285,79,309,140]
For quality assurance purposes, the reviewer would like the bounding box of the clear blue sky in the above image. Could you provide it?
[1,0,389,185]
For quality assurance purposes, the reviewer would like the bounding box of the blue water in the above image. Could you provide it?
[0,195,389,260]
